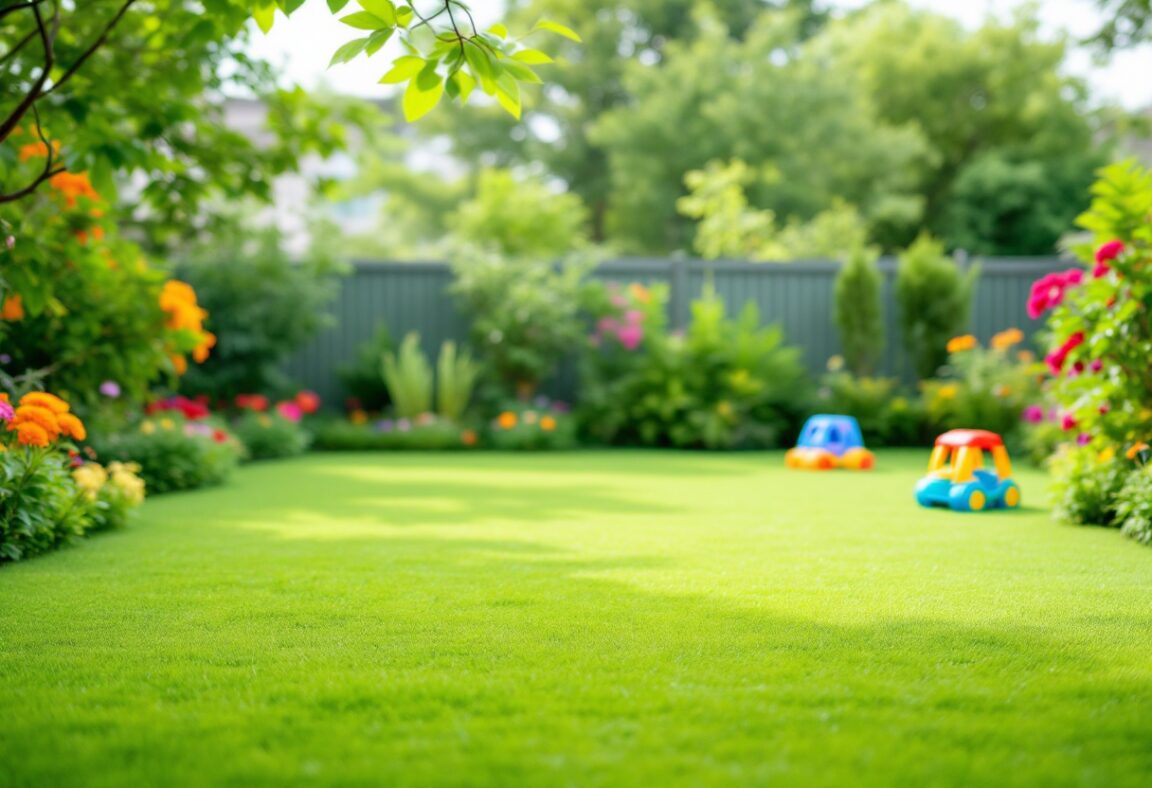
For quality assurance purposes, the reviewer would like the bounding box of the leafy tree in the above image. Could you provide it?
[894,234,978,381]
[1091,0,1152,48]
[817,2,1109,251]
[593,11,927,253]
[834,246,884,377]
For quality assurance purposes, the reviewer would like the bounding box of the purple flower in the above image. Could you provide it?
[375,419,394,433]
[552,401,570,414]
[99,380,121,398]
[533,395,551,409]
[0,399,14,423]
[1077,433,1092,446]
[0,354,10,364]
[1023,405,1045,424]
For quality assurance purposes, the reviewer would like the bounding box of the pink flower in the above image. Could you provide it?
[1096,240,1125,264]
[1077,433,1092,446]
[99,380,121,398]
[276,401,303,422]
[1045,331,1085,376]
[0,399,13,423]
[1090,359,1103,373]
[1027,269,1085,319]
[1023,405,1045,424]
[616,324,644,351]
[624,309,644,325]
[1061,413,1078,432]
[596,317,618,336]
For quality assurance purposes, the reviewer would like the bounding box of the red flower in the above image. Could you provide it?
[212,429,228,443]
[1045,331,1085,376]
[235,394,269,413]
[1027,269,1084,319]
[1061,413,1078,432]
[1093,240,1125,278]
[294,390,321,415]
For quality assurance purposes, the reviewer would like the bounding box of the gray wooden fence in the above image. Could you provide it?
[284,257,1067,405]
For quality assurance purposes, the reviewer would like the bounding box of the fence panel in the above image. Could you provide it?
[283,257,1067,405]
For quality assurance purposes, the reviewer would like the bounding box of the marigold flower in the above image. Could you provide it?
[57,413,87,441]
[946,334,978,353]
[170,355,188,375]
[990,328,1024,351]
[539,416,557,432]
[1126,442,1150,460]
[20,391,69,414]
[497,411,517,430]
[13,405,62,440]
[12,421,49,447]
[1,294,24,321]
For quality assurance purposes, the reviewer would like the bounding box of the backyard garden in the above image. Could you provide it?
[3,0,1152,785]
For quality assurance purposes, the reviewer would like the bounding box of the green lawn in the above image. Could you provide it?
[2,451,1151,787]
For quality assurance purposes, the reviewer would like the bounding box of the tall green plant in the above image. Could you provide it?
[895,235,978,380]
[436,342,481,422]
[834,246,884,376]
[382,333,433,419]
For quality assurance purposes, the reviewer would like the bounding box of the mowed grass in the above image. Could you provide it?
[1,451,1151,787]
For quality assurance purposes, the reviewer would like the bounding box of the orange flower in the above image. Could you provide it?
[48,171,100,208]
[20,391,69,414]
[11,421,50,447]
[12,405,62,440]
[191,332,216,363]
[75,226,106,245]
[1126,442,1150,460]
[1,294,24,321]
[350,409,369,425]
[946,334,978,353]
[628,282,651,304]
[497,411,517,430]
[540,416,556,432]
[57,413,87,441]
[991,328,1024,351]
[18,140,59,161]
[461,429,478,446]
[1017,350,1035,364]
[170,354,188,375]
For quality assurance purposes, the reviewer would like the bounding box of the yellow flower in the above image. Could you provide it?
[140,421,156,435]
[73,463,108,500]
[628,283,651,304]
[716,400,734,418]
[349,409,368,425]
[946,334,978,354]
[539,416,556,432]
[826,355,845,372]
[1098,447,1116,463]
[497,411,517,430]
[108,463,146,504]
[991,328,1024,351]
[937,383,959,401]
[159,418,175,430]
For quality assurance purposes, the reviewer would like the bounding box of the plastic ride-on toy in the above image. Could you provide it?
[915,429,1021,512]
[785,414,875,470]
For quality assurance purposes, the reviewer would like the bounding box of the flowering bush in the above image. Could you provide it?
[313,412,477,451]
[817,368,929,447]
[0,390,143,562]
[231,411,312,460]
[486,400,577,451]
[919,329,1043,450]
[0,160,213,406]
[1032,161,1152,542]
[579,283,810,449]
[90,415,243,495]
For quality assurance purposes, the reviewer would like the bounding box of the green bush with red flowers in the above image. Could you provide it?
[1032,161,1152,544]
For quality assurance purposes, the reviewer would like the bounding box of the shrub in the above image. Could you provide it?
[579,283,810,449]
[1049,446,1130,527]
[834,247,884,377]
[1032,162,1152,540]
[919,330,1042,450]
[72,461,147,533]
[382,333,434,419]
[231,412,311,461]
[818,371,927,447]
[0,172,214,408]
[338,324,394,412]
[487,401,577,451]
[1117,464,1152,545]
[451,250,596,397]
[436,341,480,423]
[895,234,978,380]
[91,416,243,495]
[173,224,344,402]
[313,414,476,451]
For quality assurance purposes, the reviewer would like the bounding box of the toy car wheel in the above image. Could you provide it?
[1002,483,1021,509]
[843,448,874,470]
[815,453,836,470]
[966,489,987,512]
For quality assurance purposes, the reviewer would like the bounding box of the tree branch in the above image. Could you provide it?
[44,0,137,95]
[0,0,46,24]
[0,0,57,144]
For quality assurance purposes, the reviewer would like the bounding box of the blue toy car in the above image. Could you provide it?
[915,429,1022,512]
[786,414,875,470]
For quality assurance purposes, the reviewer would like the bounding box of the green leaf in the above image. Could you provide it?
[253,3,276,33]
[358,0,396,25]
[501,60,541,84]
[512,48,553,65]
[534,20,581,42]
[403,65,445,121]
[329,37,369,67]
[340,11,390,30]
[396,5,414,26]
[488,23,509,39]
[365,27,394,55]
[379,55,424,84]
[495,74,521,120]
[463,43,496,94]
[327,0,351,11]
[451,70,476,103]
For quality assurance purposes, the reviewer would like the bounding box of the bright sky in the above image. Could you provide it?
[246,0,1152,109]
